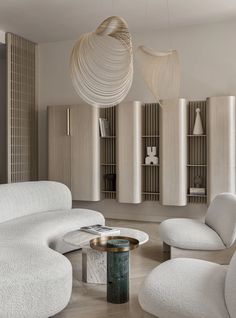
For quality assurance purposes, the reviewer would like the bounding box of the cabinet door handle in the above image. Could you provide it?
[66,108,71,136]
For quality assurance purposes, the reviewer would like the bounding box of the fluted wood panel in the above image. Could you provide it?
[48,106,71,189]
[142,103,160,201]
[100,106,116,199]
[6,33,37,182]
[207,96,236,203]
[160,99,187,206]
[117,101,142,203]
[188,101,207,203]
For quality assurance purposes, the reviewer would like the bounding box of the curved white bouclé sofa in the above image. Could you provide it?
[0,181,105,318]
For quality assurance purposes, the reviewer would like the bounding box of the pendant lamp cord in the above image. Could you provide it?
[166,0,173,50]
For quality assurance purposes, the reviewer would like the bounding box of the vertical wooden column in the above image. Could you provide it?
[116,101,142,203]
[160,99,187,206]
[207,96,236,203]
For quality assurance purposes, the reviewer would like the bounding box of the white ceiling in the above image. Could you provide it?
[0,0,236,43]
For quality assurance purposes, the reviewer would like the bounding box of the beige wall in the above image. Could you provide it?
[38,20,236,221]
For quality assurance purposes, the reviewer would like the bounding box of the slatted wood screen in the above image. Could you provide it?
[6,33,38,183]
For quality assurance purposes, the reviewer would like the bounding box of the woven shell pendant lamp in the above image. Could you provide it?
[70,16,133,107]
[136,46,180,106]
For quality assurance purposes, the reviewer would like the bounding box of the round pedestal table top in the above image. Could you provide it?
[63,227,149,248]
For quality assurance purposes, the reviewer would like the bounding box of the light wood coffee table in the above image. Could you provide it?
[63,227,149,284]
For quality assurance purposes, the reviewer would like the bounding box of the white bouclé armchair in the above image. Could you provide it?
[159,193,236,264]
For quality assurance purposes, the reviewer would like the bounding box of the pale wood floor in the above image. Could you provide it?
[54,219,166,318]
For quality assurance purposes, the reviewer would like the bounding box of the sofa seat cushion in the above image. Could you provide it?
[139,258,229,318]
[160,218,225,250]
[0,208,105,253]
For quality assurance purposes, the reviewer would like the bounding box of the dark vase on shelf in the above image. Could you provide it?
[104,174,116,191]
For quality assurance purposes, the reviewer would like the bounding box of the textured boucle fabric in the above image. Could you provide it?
[159,218,225,250]
[225,252,236,318]
[0,181,105,318]
[0,181,72,223]
[206,193,236,248]
[139,258,230,318]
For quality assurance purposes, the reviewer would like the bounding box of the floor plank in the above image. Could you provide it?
[54,219,164,318]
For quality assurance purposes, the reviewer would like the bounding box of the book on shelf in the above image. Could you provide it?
[189,187,206,195]
[99,118,111,137]
[80,224,120,236]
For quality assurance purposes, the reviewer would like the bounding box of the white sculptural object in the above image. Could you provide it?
[136,46,180,106]
[145,147,158,165]
[193,108,204,135]
[70,16,133,107]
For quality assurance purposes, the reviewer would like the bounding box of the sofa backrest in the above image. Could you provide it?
[205,193,236,248]
[225,251,236,318]
[0,181,72,223]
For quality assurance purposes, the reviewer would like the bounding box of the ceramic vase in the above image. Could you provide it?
[193,108,204,135]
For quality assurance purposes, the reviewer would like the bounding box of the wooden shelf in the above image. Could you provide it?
[142,164,159,166]
[142,135,160,138]
[187,135,206,137]
[142,192,160,195]
[102,191,116,193]
[187,164,207,167]
[100,136,116,139]
[187,194,207,197]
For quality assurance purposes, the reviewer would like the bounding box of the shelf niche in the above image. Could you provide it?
[116,101,142,203]
[100,106,116,200]
[160,99,188,206]
[142,103,160,201]
[187,101,207,204]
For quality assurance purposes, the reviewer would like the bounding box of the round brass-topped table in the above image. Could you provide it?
[90,236,140,303]
[63,227,149,286]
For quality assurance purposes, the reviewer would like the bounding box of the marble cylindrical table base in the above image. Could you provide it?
[82,247,107,284]
[107,239,129,304]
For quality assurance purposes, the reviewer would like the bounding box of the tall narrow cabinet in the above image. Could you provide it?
[116,101,142,203]
[207,96,236,202]
[48,104,100,201]
[160,99,188,206]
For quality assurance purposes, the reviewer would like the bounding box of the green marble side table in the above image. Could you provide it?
[90,236,139,304]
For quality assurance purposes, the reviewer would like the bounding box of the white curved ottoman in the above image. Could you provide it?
[138,258,230,318]
[0,181,105,318]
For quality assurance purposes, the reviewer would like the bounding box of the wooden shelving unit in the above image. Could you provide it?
[142,103,160,201]
[187,101,207,203]
[100,106,116,199]
[99,101,209,204]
